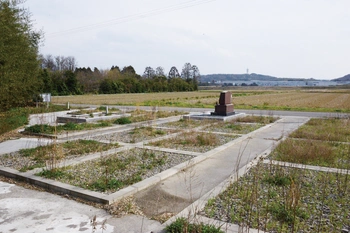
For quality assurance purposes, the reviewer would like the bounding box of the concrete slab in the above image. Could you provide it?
[0,138,54,155]
[0,181,162,233]
[28,110,74,125]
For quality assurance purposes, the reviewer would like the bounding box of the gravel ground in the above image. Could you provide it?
[90,127,178,143]
[38,148,196,194]
[0,150,94,171]
[204,122,263,134]
[200,163,350,233]
[0,141,119,171]
[158,119,213,129]
[148,132,239,153]
[0,153,37,171]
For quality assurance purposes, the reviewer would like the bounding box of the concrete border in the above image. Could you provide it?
[183,113,246,121]
[0,118,281,205]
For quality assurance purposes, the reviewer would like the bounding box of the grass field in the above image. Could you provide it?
[50,88,350,112]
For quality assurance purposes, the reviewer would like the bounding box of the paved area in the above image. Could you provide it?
[134,116,309,221]
[0,110,310,233]
[0,138,54,155]
[0,181,161,233]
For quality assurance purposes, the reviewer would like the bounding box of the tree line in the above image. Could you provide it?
[39,54,200,95]
[0,1,200,111]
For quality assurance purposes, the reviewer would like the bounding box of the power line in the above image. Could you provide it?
[47,0,217,38]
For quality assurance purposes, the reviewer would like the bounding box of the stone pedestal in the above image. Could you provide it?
[211,91,235,116]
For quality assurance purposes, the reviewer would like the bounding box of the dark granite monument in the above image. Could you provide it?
[211,91,235,116]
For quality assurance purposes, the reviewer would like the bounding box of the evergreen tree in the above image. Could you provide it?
[0,0,42,111]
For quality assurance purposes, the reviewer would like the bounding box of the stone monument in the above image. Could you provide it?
[211,91,235,116]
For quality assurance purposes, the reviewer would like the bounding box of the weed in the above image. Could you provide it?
[25,124,55,134]
[263,174,291,186]
[235,115,277,124]
[0,105,66,135]
[114,117,132,125]
[91,178,124,192]
[166,217,224,233]
[38,168,66,179]
[272,138,341,168]
[290,118,350,142]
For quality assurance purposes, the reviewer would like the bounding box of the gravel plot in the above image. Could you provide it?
[204,122,263,134]
[201,163,350,233]
[0,141,119,171]
[0,153,37,171]
[38,148,195,194]
[158,119,213,129]
[149,132,239,153]
[90,126,178,143]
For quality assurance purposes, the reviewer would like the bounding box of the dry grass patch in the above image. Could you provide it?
[149,131,238,153]
[204,122,262,134]
[91,126,178,143]
[290,118,350,142]
[50,89,350,112]
[160,118,212,129]
[204,115,278,134]
[271,138,350,169]
[235,115,278,124]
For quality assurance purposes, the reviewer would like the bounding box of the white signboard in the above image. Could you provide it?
[40,93,51,102]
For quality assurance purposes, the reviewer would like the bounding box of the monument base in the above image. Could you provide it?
[183,112,245,122]
[210,111,236,116]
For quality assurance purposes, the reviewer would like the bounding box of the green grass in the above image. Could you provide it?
[0,105,67,135]
[114,117,132,124]
[165,217,224,233]
[24,121,114,134]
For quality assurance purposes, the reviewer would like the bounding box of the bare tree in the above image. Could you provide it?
[41,54,56,70]
[192,65,201,84]
[65,56,77,71]
[55,56,67,71]
[142,66,155,79]
[168,66,180,79]
[181,62,192,80]
[155,66,165,77]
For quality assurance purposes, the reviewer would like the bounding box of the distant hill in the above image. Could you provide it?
[201,73,313,83]
[332,74,350,82]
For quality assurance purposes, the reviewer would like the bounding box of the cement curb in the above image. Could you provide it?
[161,144,276,232]
[0,119,280,206]
[264,159,350,174]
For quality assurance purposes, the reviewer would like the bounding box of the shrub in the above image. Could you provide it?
[25,124,55,134]
[166,218,224,233]
[114,117,132,125]
[62,122,84,131]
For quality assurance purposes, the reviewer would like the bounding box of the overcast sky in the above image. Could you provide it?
[23,0,350,80]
